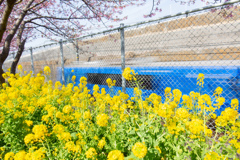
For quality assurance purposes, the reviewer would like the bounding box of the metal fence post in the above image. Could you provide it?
[76,40,79,61]
[59,39,65,84]
[30,47,35,74]
[120,23,126,93]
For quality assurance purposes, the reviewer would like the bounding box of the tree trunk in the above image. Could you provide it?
[10,38,26,74]
[0,0,17,42]
[0,0,34,84]
[0,63,5,84]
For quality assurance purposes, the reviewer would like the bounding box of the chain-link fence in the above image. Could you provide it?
[122,1,240,116]
[4,0,240,114]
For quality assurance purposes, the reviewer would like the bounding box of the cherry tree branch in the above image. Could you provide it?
[81,0,101,18]
[26,12,89,21]
[25,0,46,11]
[150,0,155,14]
[34,27,59,40]
[68,4,84,19]
[29,21,68,38]
[67,0,108,28]
[15,0,22,5]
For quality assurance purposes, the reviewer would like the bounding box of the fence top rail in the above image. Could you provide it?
[14,0,240,54]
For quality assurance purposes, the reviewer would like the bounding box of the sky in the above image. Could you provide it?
[25,0,220,48]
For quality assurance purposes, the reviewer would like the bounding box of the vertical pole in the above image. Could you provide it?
[120,23,126,93]
[77,53,79,61]
[30,47,35,74]
[76,40,79,61]
[59,39,65,84]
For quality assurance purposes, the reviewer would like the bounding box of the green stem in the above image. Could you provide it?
[41,139,52,160]
[210,129,218,150]
[136,81,144,117]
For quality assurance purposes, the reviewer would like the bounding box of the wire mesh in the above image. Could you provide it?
[123,2,240,106]
[63,28,122,95]
[3,1,239,122]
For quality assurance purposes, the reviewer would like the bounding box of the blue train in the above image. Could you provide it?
[58,66,240,115]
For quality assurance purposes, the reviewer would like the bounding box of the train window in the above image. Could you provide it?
[87,73,153,90]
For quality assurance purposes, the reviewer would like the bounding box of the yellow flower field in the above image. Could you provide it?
[0,66,239,160]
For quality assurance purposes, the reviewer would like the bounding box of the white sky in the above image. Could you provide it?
[25,0,220,48]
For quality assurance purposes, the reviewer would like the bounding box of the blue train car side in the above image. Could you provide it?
[58,66,240,114]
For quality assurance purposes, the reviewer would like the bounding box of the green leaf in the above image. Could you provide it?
[154,127,159,133]
[70,132,78,141]
[125,152,139,160]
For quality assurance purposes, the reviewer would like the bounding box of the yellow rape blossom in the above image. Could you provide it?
[132,142,147,158]
[214,97,225,109]
[25,147,46,160]
[79,122,85,130]
[164,87,171,95]
[93,84,100,92]
[71,75,76,82]
[186,118,204,135]
[64,141,81,153]
[110,124,116,133]
[1,66,240,160]
[215,108,238,127]
[157,103,174,118]
[182,95,192,109]
[93,135,99,140]
[204,151,222,160]
[85,148,97,159]
[62,105,73,114]
[147,93,161,104]
[106,78,116,87]
[32,124,48,139]
[197,73,204,87]
[173,89,182,104]
[79,76,87,89]
[213,87,223,97]
[83,110,92,120]
[134,87,142,97]
[24,120,33,126]
[107,150,124,160]
[17,65,23,72]
[155,146,161,154]
[98,137,106,149]
[44,66,51,75]
[231,98,239,110]
[4,152,14,160]
[55,81,62,88]
[14,151,26,160]
[175,108,189,120]
[24,133,35,144]
[57,132,71,141]
[52,124,65,134]
[96,113,109,127]
[123,67,136,81]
